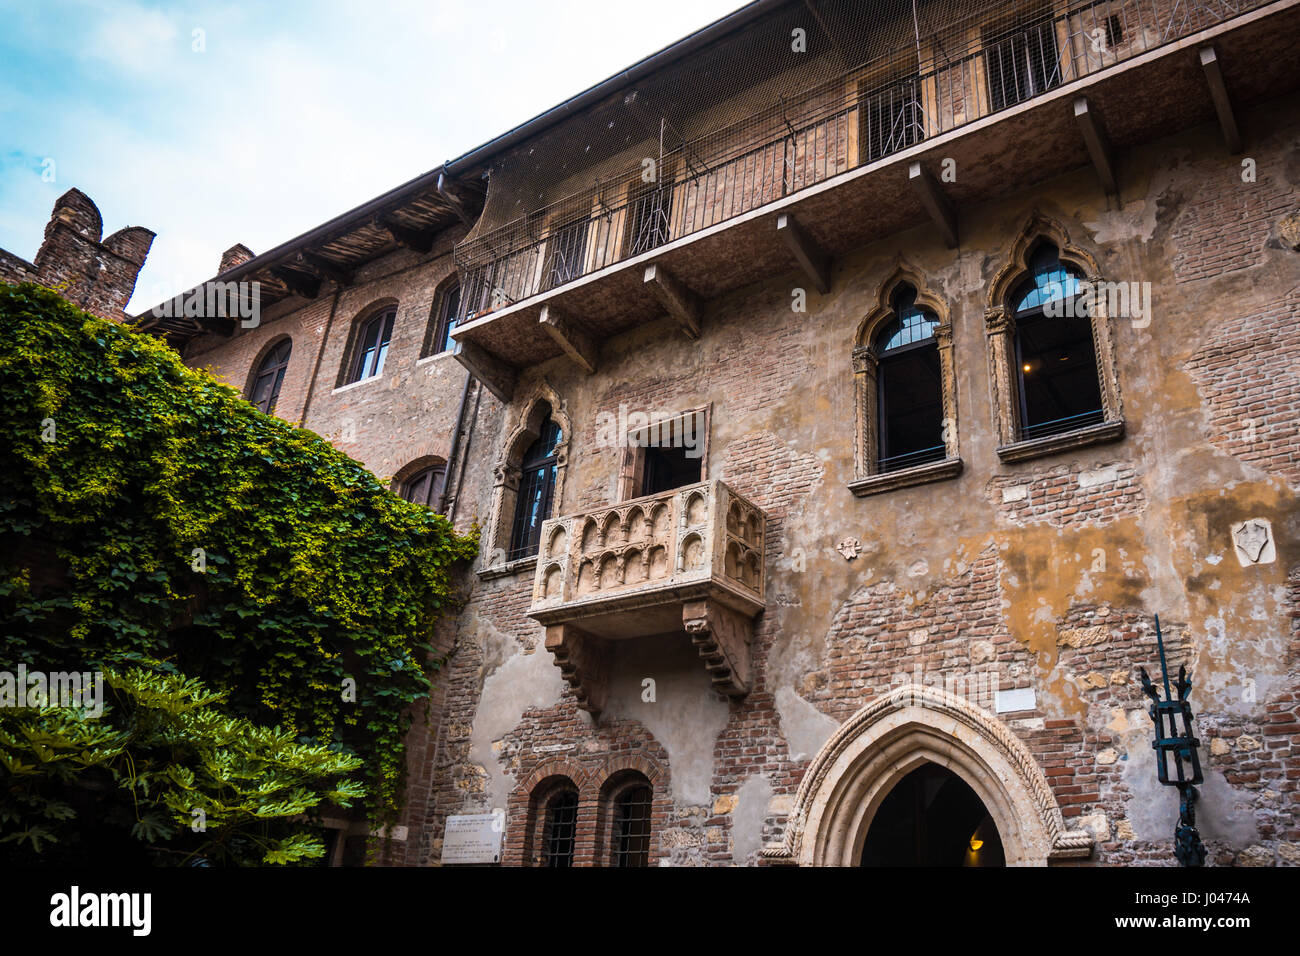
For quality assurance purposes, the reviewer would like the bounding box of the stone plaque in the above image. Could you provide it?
[442,813,503,865]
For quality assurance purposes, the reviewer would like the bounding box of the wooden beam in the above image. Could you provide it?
[643,263,701,340]
[1073,97,1118,196]
[1198,46,1242,154]
[452,339,516,402]
[776,213,830,294]
[539,304,598,374]
[908,162,958,248]
[436,171,478,226]
[295,251,354,286]
[270,266,321,300]
[375,216,435,254]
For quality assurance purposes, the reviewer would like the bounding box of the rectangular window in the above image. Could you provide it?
[621,407,708,500]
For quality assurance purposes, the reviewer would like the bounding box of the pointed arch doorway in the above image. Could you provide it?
[762,685,1094,866]
[859,763,1005,866]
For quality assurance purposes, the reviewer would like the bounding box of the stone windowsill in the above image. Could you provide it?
[415,350,455,367]
[996,419,1125,464]
[477,554,538,581]
[331,373,384,395]
[848,457,963,498]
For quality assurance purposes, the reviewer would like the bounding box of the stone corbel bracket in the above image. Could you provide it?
[683,597,754,698]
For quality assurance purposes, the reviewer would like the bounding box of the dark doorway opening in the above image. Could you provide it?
[860,763,1005,866]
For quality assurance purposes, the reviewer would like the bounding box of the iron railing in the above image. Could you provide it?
[458,0,1265,318]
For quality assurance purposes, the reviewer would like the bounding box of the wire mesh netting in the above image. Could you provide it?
[455,0,1264,317]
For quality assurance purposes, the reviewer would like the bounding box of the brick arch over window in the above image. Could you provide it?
[483,383,571,570]
[850,260,961,496]
[592,756,668,867]
[761,684,1093,866]
[337,297,399,387]
[511,761,590,867]
[984,212,1124,461]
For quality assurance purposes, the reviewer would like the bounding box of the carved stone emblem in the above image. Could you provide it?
[1231,518,1275,566]
[836,537,861,560]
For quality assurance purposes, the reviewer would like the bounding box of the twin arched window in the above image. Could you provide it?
[527,772,654,867]
[508,410,562,561]
[249,339,291,414]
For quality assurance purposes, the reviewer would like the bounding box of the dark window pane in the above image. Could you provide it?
[509,418,562,560]
[431,284,461,355]
[401,466,445,508]
[1012,246,1104,440]
[878,345,945,472]
[250,339,291,414]
[352,310,395,382]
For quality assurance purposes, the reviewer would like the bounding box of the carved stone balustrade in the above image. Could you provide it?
[528,479,766,716]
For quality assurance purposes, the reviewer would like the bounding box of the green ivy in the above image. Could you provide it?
[0,283,477,841]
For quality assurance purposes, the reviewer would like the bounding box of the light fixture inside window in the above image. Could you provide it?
[969,837,984,852]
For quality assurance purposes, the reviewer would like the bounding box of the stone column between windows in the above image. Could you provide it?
[983,305,1017,446]
[852,345,880,478]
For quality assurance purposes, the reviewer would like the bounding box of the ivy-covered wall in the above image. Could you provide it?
[0,283,477,863]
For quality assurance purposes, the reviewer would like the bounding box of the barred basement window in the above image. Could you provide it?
[984,14,1061,111]
[508,413,562,561]
[610,785,653,867]
[874,286,944,473]
[348,307,395,383]
[541,789,579,867]
[248,338,291,414]
[1010,243,1105,441]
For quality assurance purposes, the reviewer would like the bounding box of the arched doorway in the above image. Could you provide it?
[859,763,1005,866]
[761,685,1093,866]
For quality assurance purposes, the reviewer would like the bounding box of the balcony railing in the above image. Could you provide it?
[456,0,1265,318]
[528,480,767,711]
[529,479,765,621]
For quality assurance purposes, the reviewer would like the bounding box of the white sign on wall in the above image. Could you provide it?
[442,814,504,865]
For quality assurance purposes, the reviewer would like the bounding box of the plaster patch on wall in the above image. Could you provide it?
[730,773,775,863]
[469,636,567,810]
[775,685,839,763]
[602,637,731,806]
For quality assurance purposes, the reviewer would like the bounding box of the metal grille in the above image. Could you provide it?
[541,789,579,867]
[454,0,1264,316]
[611,785,653,867]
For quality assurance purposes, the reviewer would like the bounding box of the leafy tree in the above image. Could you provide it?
[1,668,364,865]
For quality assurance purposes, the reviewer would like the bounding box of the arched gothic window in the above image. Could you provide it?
[509,412,562,560]
[1009,243,1105,441]
[873,285,945,473]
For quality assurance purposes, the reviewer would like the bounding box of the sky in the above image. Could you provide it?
[0,0,745,313]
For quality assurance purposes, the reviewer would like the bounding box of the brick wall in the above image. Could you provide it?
[0,189,153,322]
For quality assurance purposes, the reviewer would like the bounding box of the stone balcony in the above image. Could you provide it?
[528,479,766,716]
